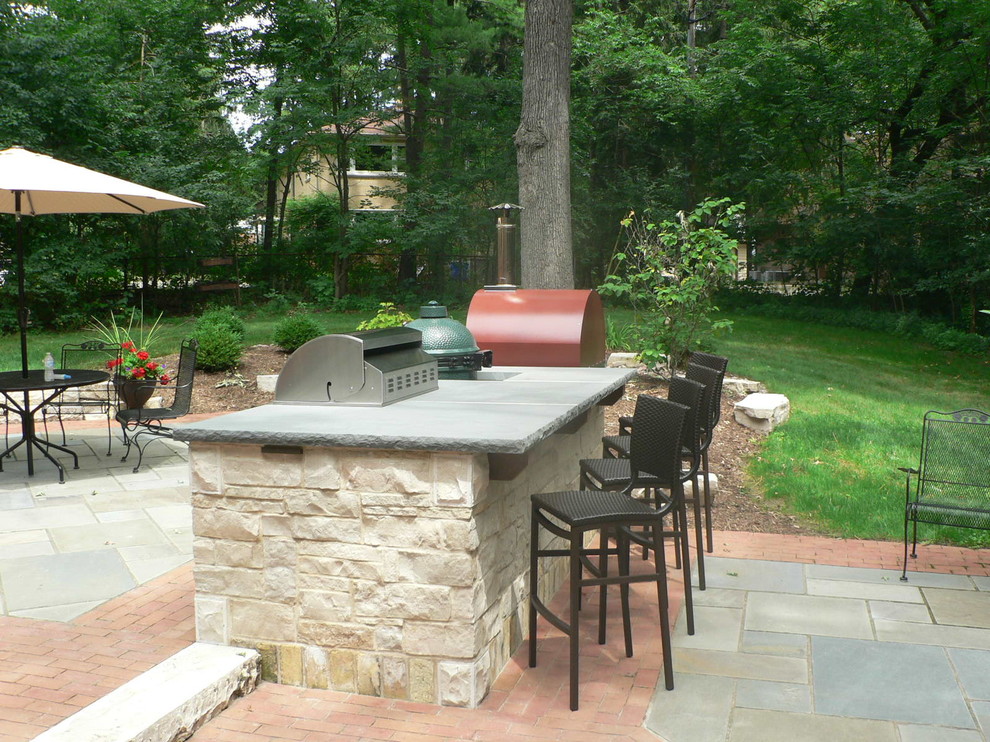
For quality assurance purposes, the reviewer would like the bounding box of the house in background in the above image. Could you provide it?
[289,119,405,211]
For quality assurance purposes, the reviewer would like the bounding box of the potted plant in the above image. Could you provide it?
[107,341,172,409]
[90,309,171,410]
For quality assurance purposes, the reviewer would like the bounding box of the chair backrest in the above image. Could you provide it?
[689,352,727,426]
[167,338,199,416]
[690,351,728,375]
[629,395,688,487]
[686,362,723,434]
[917,409,990,505]
[60,340,120,404]
[61,340,120,371]
[667,376,705,459]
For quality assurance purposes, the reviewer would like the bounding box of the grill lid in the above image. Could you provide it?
[406,301,479,356]
[406,301,493,379]
[274,327,438,406]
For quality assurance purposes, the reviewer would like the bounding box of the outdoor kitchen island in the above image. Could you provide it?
[175,364,635,708]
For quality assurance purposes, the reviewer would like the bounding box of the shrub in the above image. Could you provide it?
[195,323,243,371]
[922,324,990,354]
[598,198,742,375]
[195,306,245,340]
[356,302,414,330]
[273,315,323,352]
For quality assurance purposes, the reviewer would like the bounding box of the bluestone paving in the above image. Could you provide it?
[810,562,976,589]
[0,428,193,621]
[875,617,990,650]
[672,605,743,651]
[870,599,935,623]
[646,672,735,742]
[673,646,808,683]
[740,630,808,658]
[947,648,990,699]
[897,724,986,742]
[924,587,990,629]
[744,591,875,638]
[649,556,990,742]
[729,708,899,742]
[812,636,973,727]
[806,576,923,602]
[1,549,136,612]
[50,518,168,552]
[696,556,806,593]
[734,679,812,714]
[971,702,990,738]
[692,586,747,608]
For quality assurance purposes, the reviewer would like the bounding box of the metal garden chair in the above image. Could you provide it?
[900,408,990,580]
[43,340,120,456]
[116,338,198,473]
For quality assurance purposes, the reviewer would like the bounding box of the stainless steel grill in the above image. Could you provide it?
[274,327,438,407]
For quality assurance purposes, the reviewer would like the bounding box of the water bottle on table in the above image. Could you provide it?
[43,352,55,382]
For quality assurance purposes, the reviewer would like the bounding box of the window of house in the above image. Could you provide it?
[350,143,404,174]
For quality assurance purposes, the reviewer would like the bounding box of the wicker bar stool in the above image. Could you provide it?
[684,352,728,552]
[529,395,687,710]
[603,365,721,583]
[584,377,704,622]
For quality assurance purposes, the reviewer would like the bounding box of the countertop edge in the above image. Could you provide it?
[173,367,636,453]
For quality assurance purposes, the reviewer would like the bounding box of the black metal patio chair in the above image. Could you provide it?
[43,340,120,456]
[116,338,198,473]
[900,408,990,580]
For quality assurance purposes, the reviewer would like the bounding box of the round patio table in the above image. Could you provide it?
[0,369,111,483]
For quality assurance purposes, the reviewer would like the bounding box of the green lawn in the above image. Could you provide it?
[710,313,990,546]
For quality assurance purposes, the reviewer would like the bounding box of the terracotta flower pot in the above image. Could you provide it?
[114,377,156,410]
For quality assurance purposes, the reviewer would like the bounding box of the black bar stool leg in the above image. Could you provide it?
[653,523,674,690]
[569,532,581,711]
[528,508,539,668]
[618,529,633,658]
[598,526,609,645]
[693,485,706,591]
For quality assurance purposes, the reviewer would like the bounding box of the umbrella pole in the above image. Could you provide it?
[14,191,28,377]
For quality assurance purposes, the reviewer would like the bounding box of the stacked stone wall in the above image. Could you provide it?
[189,406,604,707]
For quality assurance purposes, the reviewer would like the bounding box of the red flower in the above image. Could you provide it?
[146,362,158,370]
[136,350,150,361]
[160,373,171,385]
[133,367,146,378]
[122,341,135,350]
[106,358,122,368]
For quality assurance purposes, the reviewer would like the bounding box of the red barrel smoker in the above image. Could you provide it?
[466,204,606,368]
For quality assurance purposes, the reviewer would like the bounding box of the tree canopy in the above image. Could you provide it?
[0,0,986,328]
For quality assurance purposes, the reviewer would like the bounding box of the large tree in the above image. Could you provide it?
[515,0,574,288]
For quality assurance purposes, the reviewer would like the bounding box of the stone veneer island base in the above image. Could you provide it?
[176,366,634,708]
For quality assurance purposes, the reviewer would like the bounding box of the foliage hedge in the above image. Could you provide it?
[719,288,990,356]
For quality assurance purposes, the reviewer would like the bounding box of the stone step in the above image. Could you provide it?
[33,643,260,742]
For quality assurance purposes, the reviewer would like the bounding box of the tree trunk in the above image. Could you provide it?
[514,0,574,289]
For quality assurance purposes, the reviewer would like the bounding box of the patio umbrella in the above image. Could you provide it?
[0,146,204,376]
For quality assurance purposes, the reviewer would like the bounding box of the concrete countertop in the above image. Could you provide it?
[173,366,636,454]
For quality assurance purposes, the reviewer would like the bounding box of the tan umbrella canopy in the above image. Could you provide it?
[0,146,204,375]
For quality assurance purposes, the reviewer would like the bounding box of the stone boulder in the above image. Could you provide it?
[723,376,767,397]
[734,393,790,432]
